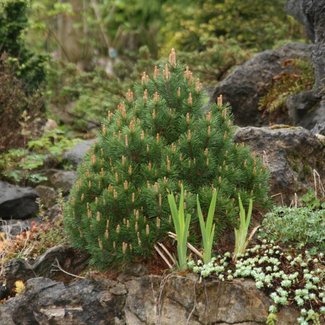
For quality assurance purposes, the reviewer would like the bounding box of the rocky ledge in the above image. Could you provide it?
[0,274,300,325]
[235,126,325,204]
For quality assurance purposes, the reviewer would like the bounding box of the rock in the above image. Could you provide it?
[123,263,149,277]
[43,119,58,132]
[49,170,77,194]
[286,90,323,128]
[63,139,96,166]
[3,245,90,290]
[125,275,299,325]
[0,282,9,301]
[286,97,325,131]
[32,245,89,283]
[286,0,325,96]
[234,126,325,203]
[212,43,312,126]
[286,0,314,40]
[0,181,38,219]
[286,1,325,130]
[299,100,325,130]
[312,122,325,135]
[3,259,35,289]
[0,275,301,325]
[35,185,57,208]
[0,277,126,325]
[46,202,63,221]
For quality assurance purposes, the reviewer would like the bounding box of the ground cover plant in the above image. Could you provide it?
[64,49,270,268]
[259,184,325,255]
[259,206,325,253]
[187,241,324,324]
[174,186,324,324]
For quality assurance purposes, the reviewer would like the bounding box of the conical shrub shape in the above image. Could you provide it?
[64,50,270,268]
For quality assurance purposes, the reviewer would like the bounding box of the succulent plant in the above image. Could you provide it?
[64,49,269,268]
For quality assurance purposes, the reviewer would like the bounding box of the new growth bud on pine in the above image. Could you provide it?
[64,49,270,268]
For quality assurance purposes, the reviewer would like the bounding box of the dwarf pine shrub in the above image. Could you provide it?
[64,49,270,268]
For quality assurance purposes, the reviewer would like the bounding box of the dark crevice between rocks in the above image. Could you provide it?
[211,320,265,325]
[163,295,202,324]
[125,307,147,324]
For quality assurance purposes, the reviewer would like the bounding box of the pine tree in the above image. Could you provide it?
[64,49,269,268]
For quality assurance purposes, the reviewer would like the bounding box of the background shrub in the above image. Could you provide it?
[161,0,305,52]
[0,55,44,151]
[0,0,46,93]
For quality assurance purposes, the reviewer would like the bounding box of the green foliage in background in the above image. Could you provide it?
[161,0,305,52]
[64,52,270,268]
[0,148,47,185]
[27,0,173,60]
[0,0,46,92]
[26,0,305,61]
[46,47,157,131]
[46,41,251,133]
[176,38,252,87]
[21,0,308,136]
[27,128,80,156]
[0,128,80,185]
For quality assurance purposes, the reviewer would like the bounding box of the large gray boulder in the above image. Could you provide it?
[0,277,127,325]
[0,181,38,219]
[212,43,312,126]
[234,126,325,203]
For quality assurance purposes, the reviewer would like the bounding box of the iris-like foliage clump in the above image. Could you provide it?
[64,49,269,268]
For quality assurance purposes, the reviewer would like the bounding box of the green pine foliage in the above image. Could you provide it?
[64,50,270,268]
